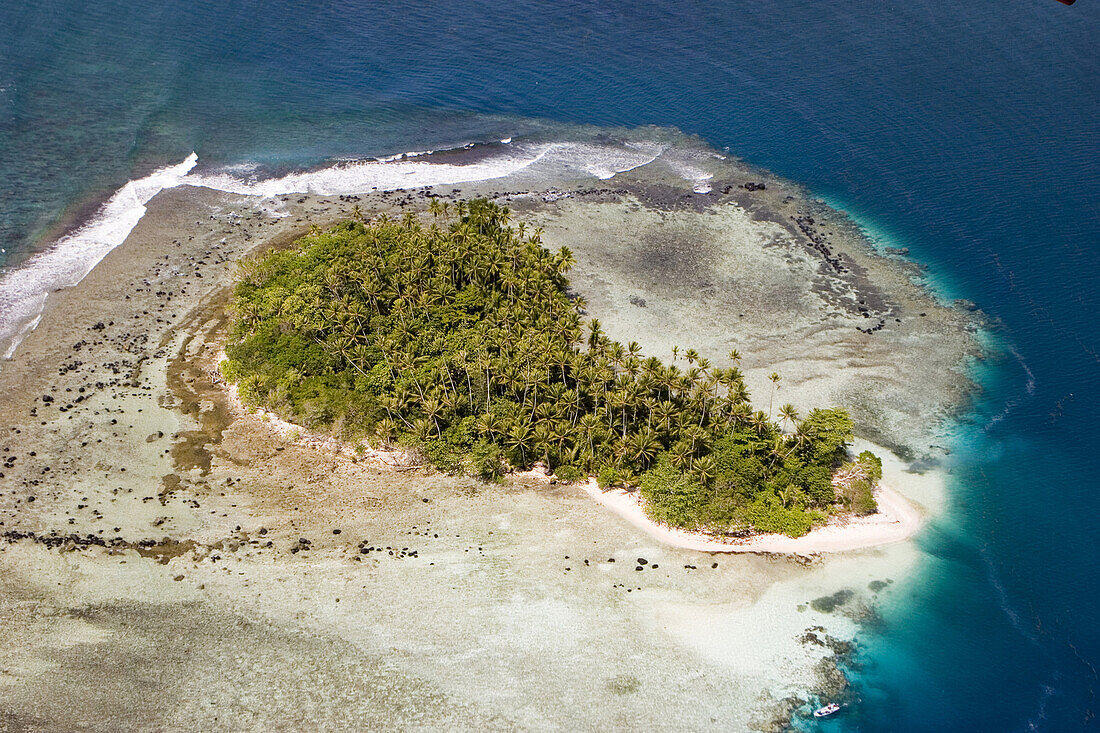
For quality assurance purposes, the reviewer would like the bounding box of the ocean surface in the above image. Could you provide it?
[2,1,1098,730]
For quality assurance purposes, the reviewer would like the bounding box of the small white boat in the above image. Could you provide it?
[813,702,842,718]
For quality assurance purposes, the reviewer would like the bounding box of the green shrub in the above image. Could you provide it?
[638,455,707,530]
[744,493,821,537]
[554,465,586,483]
[849,483,878,515]
[470,439,505,482]
[219,358,239,383]
[597,465,621,489]
[422,439,463,474]
[836,450,882,515]
[798,408,855,465]
[857,450,883,481]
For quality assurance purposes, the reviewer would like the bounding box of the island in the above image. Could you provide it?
[0,132,982,731]
[223,199,882,539]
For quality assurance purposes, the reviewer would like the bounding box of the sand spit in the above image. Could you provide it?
[0,135,980,731]
[580,460,923,556]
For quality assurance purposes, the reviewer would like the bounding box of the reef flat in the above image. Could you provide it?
[0,134,980,730]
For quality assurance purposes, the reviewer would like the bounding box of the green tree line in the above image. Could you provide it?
[222,199,878,537]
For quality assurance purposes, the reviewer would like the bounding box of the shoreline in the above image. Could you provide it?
[223,361,926,557]
[579,468,923,556]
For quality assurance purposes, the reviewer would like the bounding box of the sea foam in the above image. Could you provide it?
[549,141,666,180]
[183,145,551,197]
[181,140,674,197]
[0,137,686,361]
[0,153,198,359]
[660,147,723,194]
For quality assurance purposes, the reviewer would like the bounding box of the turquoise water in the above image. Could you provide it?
[2,1,1098,729]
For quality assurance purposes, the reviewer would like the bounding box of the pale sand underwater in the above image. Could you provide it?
[0,138,980,731]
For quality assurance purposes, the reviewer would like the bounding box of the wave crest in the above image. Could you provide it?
[0,153,198,359]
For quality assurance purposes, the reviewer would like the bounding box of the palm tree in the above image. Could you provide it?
[412,417,434,442]
[768,372,781,418]
[373,418,397,445]
[555,246,576,274]
[766,435,787,472]
[749,411,770,437]
[726,402,751,429]
[422,395,445,437]
[693,455,717,488]
[607,389,628,439]
[651,400,676,437]
[778,403,799,432]
[625,427,661,471]
[381,395,412,429]
[475,412,504,441]
[683,424,710,457]
[533,422,555,467]
[669,439,692,469]
[505,422,533,467]
[549,420,572,462]
[588,319,603,351]
[778,486,798,509]
[578,413,602,464]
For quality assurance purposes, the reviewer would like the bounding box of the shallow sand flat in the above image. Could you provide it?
[513,165,978,461]
[0,147,979,730]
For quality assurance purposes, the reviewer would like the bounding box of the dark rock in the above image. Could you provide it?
[810,589,855,613]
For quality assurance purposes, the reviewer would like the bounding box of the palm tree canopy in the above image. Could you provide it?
[225,199,864,538]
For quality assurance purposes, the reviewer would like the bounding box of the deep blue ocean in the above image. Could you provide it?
[2,1,1098,729]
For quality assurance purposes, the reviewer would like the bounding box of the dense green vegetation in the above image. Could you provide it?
[835,450,882,516]
[223,199,878,537]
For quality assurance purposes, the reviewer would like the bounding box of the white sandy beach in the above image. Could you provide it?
[225,363,927,558]
[578,437,933,555]
[581,476,921,556]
